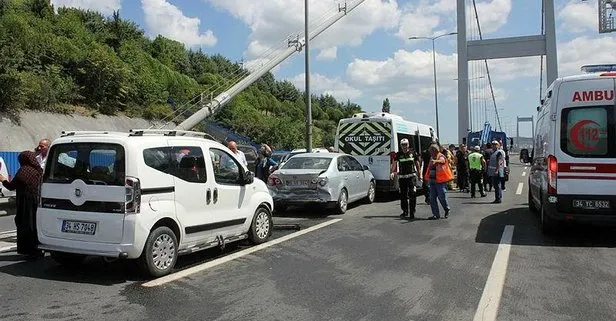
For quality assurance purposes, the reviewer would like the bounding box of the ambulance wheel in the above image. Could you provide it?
[540,203,557,236]
[528,188,538,214]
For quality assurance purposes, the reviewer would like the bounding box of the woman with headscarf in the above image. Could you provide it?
[0,151,44,258]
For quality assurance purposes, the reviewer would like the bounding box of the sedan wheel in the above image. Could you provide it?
[365,181,376,204]
[336,189,348,214]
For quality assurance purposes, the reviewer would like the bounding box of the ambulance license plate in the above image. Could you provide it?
[572,200,610,210]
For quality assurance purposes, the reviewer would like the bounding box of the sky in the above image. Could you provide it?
[50,0,616,143]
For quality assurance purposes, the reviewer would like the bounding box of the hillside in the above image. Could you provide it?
[0,0,363,149]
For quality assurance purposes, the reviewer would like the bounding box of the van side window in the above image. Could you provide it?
[209,149,241,185]
[560,106,614,158]
[143,146,207,183]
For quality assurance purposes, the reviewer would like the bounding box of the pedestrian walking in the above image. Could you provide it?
[0,151,44,259]
[468,146,487,198]
[455,144,469,192]
[421,147,431,204]
[482,143,493,192]
[487,141,506,203]
[391,138,421,220]
[424,144,453,219]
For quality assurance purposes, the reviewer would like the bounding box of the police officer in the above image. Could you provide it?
[468,145,487,198]
[391,138,421,219]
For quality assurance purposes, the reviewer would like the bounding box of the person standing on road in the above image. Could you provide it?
[227,140,248,167]
[0,151,44,259]
[468,146,487,198]
[35,138,50,170]
[390,138,421,220]
[482,143,494,192]
[424,144,453,220]
[487,141,505,204]
[421,147,431,204]
[455,144,469,193]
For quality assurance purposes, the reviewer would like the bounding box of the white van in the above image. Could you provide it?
[522,68,616,234]
[37,129,274,277]
[0,157,15,198]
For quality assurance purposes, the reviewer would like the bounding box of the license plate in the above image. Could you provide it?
[572,200,610,209]
[287,180,311,186]
[61,220,97,235]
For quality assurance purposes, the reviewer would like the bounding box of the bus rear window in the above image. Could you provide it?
[560,106,615,158]
[44,143,125,185]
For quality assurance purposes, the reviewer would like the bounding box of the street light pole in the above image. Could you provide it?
[304,0,312,153]
[408,31,457,140]
[431,38,440,140]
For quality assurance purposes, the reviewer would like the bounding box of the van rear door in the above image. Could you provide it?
[555,77,616,213]
[39,142,127,243]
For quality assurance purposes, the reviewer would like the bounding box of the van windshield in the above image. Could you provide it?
[44,143,126,186]
[560,106,615,158]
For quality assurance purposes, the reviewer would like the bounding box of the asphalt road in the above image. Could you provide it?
[1,161,616,321]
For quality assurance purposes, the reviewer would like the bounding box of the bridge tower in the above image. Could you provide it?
[456,0,558,143]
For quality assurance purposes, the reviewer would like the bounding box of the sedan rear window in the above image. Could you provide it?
[560,106,615,158]
[281,157,332,170]
[44,143,125,186]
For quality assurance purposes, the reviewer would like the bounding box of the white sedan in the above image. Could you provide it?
[267,153,375,214]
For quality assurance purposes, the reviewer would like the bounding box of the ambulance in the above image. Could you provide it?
[334,112,436,193]
[522,64,616,234]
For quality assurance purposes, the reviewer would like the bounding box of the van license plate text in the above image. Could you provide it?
[61,220,96,235]
[572,200,610,209]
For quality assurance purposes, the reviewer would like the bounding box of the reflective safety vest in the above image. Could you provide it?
[423,152,455,184]
[468,152,483,170]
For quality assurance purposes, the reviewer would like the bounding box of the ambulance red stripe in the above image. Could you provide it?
[558,163,616,173]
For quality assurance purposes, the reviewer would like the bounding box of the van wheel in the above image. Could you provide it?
[336,189,348,214]
[138,226,178,278]
[528,188,538,214]
[540,203,557,236]
[365,181,376,204]
[50,251,86,267]
[249,206,273,244]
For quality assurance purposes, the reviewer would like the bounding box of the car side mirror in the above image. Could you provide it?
[520,148,532,164]
[242,170,255,185]
[362,165,370,171]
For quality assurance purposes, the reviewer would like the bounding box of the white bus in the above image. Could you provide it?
[334,112,436,193]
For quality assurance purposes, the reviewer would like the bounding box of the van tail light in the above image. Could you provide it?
[125,176,141,214]
[547,155,557,195]
[267,174,281,186]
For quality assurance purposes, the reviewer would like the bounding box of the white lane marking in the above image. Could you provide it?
[521,171,526,177]
[473,225,514,321]
[524,166,528,170]
[515,183,524,195]
[142,218,343,287]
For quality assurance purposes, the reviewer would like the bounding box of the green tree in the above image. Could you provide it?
[382,97,390,113]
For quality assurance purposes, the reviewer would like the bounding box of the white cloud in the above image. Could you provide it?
[50,0,121,15]
[346,49,458,106]
[471,0,512,34]
[141,0,217,47]
[558,0,597,33]
[558,36,616,76]
[316,47,338,61]
[206,0,399,60]
[290,73,362,101]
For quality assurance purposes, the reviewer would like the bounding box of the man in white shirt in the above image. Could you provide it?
[227,141,247,167]
[35,138,50,170]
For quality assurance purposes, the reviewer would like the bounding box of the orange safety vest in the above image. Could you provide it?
[423,152,455,184]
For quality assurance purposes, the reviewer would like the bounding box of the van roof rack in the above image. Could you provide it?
[61,131,110,137]
[129,129,217,140]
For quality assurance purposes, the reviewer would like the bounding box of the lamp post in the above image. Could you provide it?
[409,31,457,139]
[304,0,312,152]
